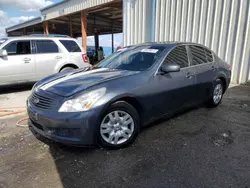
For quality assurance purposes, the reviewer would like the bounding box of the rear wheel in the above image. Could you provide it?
[98,101,139,149]
[207,79,224,107]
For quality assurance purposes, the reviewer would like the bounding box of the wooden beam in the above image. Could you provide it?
[81,11,87,51]
[43,21,49,35]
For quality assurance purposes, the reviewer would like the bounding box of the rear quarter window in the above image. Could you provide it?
[59,40,81,52]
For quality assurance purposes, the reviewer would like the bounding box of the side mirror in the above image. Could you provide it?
[160,63,180,74]
[0,49,7,57]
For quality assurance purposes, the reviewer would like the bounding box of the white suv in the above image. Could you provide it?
[0,36,90,86]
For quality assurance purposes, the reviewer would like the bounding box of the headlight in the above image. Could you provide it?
[58,87,106,112]
[31,84,36,92]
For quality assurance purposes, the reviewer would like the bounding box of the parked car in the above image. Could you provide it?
[0,36,90,86]
[27,42,231,149]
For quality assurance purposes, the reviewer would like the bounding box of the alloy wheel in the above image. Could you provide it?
[213,83,223,104]
[100,110,134,145]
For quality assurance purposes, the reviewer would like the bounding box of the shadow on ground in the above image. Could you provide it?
[43,83,250,188]
[0,83,34,94]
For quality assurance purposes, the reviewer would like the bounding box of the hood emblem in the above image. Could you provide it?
[33,98,40,104]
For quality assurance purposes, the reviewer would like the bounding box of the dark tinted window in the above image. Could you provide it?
[204,48,214,62]
[163,46,189,68]
[190,45,207,65]
[4,41,31,55]
[60,40,81,52]
[96,45,166,71]
[35,40,59,53]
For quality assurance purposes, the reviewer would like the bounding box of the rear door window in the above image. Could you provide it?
[35,40,59,53]
[189,45,207,65]
[3,40,31,55]
[163,46,189,68]
[59,40,81,52]
[204,48,214,62]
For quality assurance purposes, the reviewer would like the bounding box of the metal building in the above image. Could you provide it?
[5,0,250,84]
[123,0,250,84]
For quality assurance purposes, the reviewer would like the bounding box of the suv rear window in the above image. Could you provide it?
[59,40,81,52]
[35,40,59,53]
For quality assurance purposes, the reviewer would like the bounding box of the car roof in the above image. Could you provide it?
[125,41,211,50]
[4,36,76,41]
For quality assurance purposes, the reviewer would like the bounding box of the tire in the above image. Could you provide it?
[60,67,75,72]
[207,79,224,108]
[98,101,140,149]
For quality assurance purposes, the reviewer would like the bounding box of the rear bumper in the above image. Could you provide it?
[27,102,103,146]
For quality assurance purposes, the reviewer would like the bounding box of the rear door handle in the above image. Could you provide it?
[55,56,62,59]
[186,72,193,79]
[212,66,216,71]
[23,58,31,63]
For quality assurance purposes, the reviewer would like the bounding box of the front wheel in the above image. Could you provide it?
[60,67,75,72]
[98,101,139,149]
[207,79,224,108]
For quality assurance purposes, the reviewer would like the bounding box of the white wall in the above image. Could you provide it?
[123,0,250,84]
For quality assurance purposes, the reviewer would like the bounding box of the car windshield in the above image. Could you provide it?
[95,45,166,71]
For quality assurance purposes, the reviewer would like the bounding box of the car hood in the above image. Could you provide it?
[38,68,138,97]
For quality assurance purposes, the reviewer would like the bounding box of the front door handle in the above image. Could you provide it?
[212,66,216,71]
[55,56,62,59]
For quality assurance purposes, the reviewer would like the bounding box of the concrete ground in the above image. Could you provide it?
[0,83,250,188]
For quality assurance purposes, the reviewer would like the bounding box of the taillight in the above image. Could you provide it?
[226,63,231,70]
[82,54,88,63]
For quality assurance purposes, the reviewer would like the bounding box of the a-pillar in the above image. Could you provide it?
[43,21,49,35]
[81,11,87,51]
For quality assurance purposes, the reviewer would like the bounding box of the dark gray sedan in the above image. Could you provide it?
[27,42,231,149]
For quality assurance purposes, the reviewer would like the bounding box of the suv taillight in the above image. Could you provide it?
[82,54,88,63]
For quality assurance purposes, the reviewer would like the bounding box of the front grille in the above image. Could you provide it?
[30,92,57,110]
[47,127,80,138]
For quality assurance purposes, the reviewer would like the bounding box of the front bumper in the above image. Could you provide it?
[27,101,103,146]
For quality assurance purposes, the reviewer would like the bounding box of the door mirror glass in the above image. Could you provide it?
[0,49,7,57]
[161,63,180,74]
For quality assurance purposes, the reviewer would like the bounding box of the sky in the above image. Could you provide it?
[0,0,123,47]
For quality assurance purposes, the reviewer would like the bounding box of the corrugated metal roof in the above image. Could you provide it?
[40,0,69,11]
[41,0,115,21]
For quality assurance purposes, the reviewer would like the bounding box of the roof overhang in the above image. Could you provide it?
[6,17,41,33]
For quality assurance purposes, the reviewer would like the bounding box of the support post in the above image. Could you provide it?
[43,21,49,35]
[69,16,73,37]
[94,30,99,54]
[81,11,87,51]
[23,28,27,35]
[111,25,114,53]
